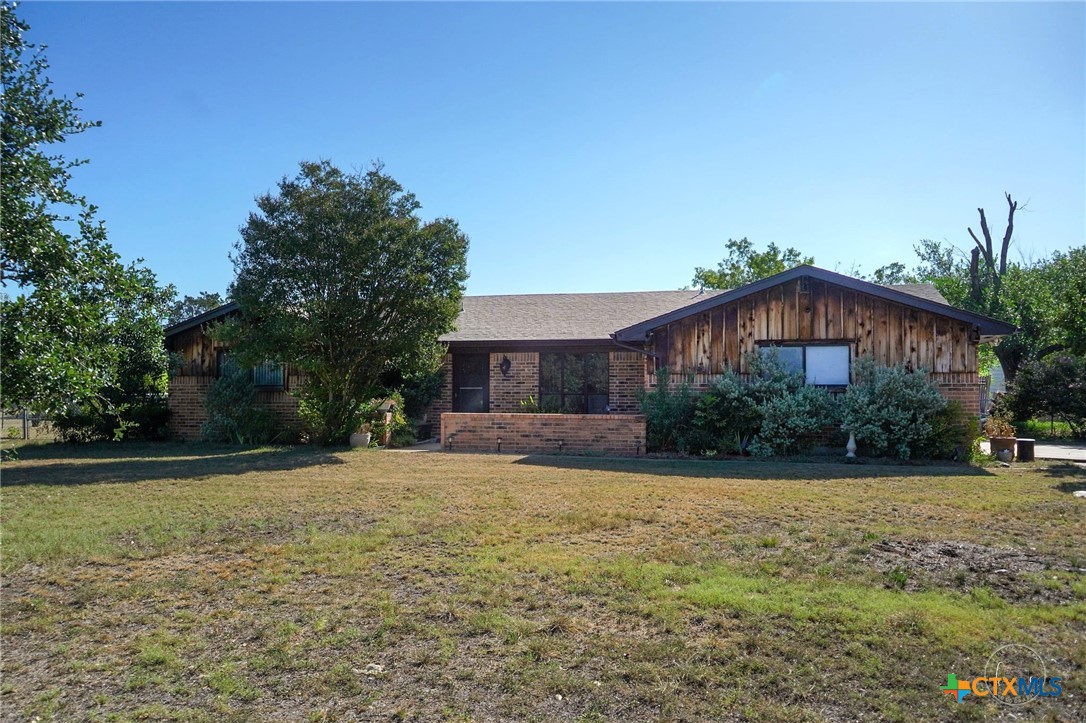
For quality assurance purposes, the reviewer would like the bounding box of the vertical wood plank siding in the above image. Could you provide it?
[650,278,979,382]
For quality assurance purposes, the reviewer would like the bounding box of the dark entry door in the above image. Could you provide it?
[452,353,489,413]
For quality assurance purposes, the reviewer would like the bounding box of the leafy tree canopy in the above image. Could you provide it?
[226,160,469,444]
[167,290,226,326]
[1,2,170,419]
[691,238,813,290]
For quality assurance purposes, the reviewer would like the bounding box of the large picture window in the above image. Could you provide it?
[539,352,609,413]
[759,344,850,386]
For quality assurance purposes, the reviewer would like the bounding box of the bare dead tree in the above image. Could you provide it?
[966,192,1019,315]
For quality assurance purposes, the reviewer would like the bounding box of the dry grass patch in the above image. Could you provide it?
[2,443,1084,721]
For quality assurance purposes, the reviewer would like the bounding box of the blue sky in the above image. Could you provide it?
[20,1,1086,297]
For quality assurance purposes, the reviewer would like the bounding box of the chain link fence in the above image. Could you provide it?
[1,410,54,442]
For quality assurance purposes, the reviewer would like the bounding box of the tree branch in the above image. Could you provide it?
[999,192,1017,275]
[977,208,994,270]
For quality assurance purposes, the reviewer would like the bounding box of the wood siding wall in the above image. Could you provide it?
[651,278,979,383]
[167,326,228,377]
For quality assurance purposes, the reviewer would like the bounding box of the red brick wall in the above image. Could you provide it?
[936,382,983,417]
[441,413,646,456]
[168,374,303,441]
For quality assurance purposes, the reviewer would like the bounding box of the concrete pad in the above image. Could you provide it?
[980,441,1086,461]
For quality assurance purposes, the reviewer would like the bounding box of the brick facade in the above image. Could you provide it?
[608,350,645,413]
[168,376,215,439]
[936,382,983,417]
[423,349,653,433]
[167,374,303,441]
[441,412,646,456]
[489,352,540,412]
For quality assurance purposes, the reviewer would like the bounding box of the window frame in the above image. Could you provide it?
[756,342,851,387]
[216,350,285,390]
[538,351,610,414]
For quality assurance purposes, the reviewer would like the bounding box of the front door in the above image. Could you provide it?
[452,353,489,413]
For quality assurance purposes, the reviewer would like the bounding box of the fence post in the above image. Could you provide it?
[22,408,29,440]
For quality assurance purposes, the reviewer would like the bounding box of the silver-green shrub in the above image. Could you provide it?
[840,356,948,459]
[745,352,837,457]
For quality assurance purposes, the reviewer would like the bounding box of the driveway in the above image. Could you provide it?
[981,440,1086,462]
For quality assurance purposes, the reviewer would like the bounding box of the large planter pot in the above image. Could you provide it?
[349,432,372,448]
[988,436,1015,460]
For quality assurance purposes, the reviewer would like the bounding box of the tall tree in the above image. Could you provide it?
[1,3,168,422]
[692,238,813,290]
[167,290,226,325]
[228,160,469,444]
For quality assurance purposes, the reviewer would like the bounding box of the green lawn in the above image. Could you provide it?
[2,443,1084,721]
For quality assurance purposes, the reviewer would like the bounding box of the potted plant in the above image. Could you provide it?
[983,417,1016,460]
[349,422,372,448]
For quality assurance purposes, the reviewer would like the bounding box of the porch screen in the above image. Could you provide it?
[539,353,609,413]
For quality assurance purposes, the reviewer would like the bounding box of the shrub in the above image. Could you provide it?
[637,367,697,453]
[399,369,445,421]
[743,351,837,457]
[1004,355,1086,439]
[54,396,169,443]
[840,356,950,459]
[202,367,278,444]
[296,395,367,446]
[749,383,836,457]
[691,369,761,454]
[924,401,982,461]
[371,392,415,448]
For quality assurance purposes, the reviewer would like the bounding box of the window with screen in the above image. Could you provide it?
[539,352,609,413]
[217,351,284,389]
[759,344,850,386]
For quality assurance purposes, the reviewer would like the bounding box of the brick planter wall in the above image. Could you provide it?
[440,413,646,456]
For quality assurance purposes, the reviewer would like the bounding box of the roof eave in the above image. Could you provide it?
[163,301,239,339]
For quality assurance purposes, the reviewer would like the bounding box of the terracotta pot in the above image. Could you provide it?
[349,432,372,448]
[988,436,1015,460]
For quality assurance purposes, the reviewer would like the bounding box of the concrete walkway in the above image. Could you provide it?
[980,440,1086,461]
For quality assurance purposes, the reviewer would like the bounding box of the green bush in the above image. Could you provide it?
[690,369,760,454]
[840,356,950,459]
[372,392,415,448]
[202,367,278,444]
[1004,355,1086,439]
[400,369,445,421]
[744,352,837,457]
[922,401,982,461]
[637,368,697,453]
[643,354,836,457]
[54,396,169,443]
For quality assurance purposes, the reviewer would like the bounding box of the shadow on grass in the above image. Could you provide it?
[1047,464,1086,485]
[512,453,995,480]
[2,441,346,487]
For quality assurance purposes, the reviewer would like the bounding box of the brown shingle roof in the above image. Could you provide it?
[442,281,948,343]
[440,290,722,343]
[886,283,948,305]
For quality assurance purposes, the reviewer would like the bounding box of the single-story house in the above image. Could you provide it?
[164,265,1015,452]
